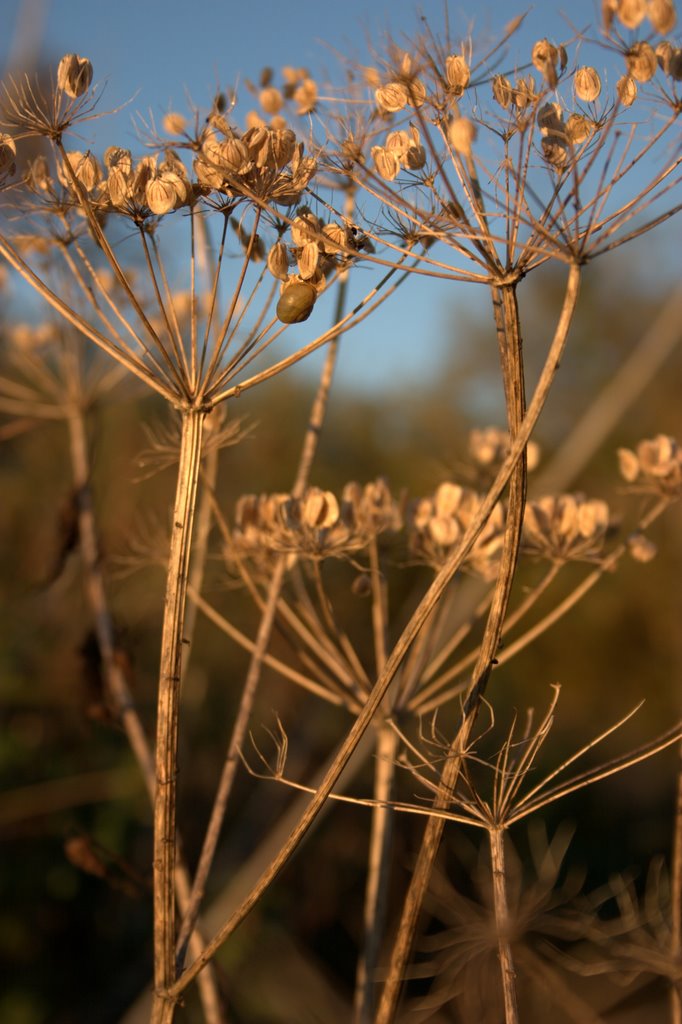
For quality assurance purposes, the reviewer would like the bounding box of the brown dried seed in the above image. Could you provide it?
[445,54,470,95]
[574,66,602,101]
[492,74,513,108]
[648,0,677,32]
[163,112,187,135]
[375,81,409,113]
[267,241,290,280]
[57,54,93,99]
[616,0,648,28]
[260,86,283,115]
[293,78,317,114]
[297,241,320,280]
[371,145,400,181]
[566,113,595,144]
[0,133,17,180]
[616,74,638,105]
[626,41,658,82]
[532,38,560,86]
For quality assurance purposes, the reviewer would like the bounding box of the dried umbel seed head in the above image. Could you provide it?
[616,0,648,28]
[647,0,677,32]
[523,494,610,562]
[447,116,477,154]
[276,280,317,323]
[618,434,682,492]
[626,41,658,82]
[617,74,638,105]
[375,81,409,114]
[445,54,471,96]
[57,54,93,98]
[0,133,17,181]
[574,66,601,102]
[532,38,563,87]
[492,74,513,108]
[468,426,541,472]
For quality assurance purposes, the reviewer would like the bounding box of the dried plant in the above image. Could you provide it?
[1,5,681,1024]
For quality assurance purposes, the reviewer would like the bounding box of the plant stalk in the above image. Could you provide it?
[489,827,520,1024]
[152,406,206,1024]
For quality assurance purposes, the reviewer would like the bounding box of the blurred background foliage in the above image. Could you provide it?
[1,242,681,1022]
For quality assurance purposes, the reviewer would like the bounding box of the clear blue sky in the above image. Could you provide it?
[1,0,678,396]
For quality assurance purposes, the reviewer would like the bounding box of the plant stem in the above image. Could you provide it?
[354,722,398,1023]
[374,279,528,1023]
[489,827,520,1024]
[152,406,206,1024]
[176,311,345,971]
[671,741,682,1024]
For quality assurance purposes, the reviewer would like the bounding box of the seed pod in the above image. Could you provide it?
[616,0,648,28]
[574,66,601,101]
[626,41,657,82]
[375,81,409,113]
[566,113,595,144]
[647,0,676,33]
[492,74,513,108]
[163,112,187,135]
[57,54,93,98]
[445,54,470,96]
[513,75,537,109]
[537,102,564,136]
[542,137,569,168]
[532,38,560,87]
[293,78,318,114]
[0,133,17,181]
[671,49,682,80]
[267,241,289,280]
[276,281,317,324]
[616,74,638,105]
[405,79,426,107]
[405,144,426,170]
[297,240,320,280]
[371,145,400,181]
[259,86,283,115]
[627,532,657,563]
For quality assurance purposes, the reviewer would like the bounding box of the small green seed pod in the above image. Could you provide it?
[276,281,317,324]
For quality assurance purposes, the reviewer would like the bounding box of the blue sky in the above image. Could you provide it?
[1,0,679,396]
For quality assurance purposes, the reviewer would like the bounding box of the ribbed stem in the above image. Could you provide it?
[152,407,206,1024]
[489,828,520,1024]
